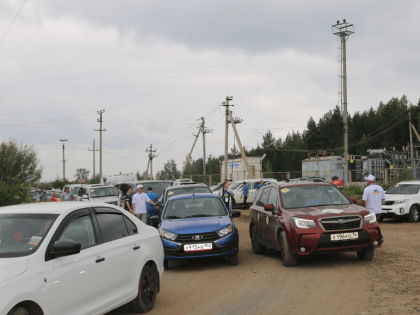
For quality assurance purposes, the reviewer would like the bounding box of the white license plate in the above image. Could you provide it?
[184,243,212,252]
[330,232,358,241]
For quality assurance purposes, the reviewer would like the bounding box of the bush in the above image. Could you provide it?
[0,178,31,207]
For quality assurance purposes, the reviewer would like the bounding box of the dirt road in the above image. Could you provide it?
[108,212,420,315]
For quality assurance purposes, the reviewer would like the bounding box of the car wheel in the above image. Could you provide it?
[357,247,375,260]
[378,216,383,223]
[251,225,265,254]
[280,231,297,267]
[408,205,419,223]
[229,251,239,265]
[129,265,157,313]
[8,307,30,315]
[164,260,169,269]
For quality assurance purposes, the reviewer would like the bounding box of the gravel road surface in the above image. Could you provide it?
[107,211,420,315]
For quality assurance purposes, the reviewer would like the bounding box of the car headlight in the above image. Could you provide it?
[159,229,178,241]
[291,217,317,229]
[394,199,408,205]
[364,212,376,224]
[216,225,233,237]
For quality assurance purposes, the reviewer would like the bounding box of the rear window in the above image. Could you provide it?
[166,187,211,200]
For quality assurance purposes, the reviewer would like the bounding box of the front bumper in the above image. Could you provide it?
[381,204,408,216]
[162,231,238,260]
[289,226,382,256]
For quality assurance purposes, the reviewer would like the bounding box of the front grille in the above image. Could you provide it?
[176,231,220,243]
[384,201,395,206]
[319,216,361,231]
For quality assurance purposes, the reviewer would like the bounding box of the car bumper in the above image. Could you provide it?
[162,232,238,260]
[381,204,408,216]
[289,226,382,256]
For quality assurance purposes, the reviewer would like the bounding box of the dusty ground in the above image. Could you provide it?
[108,212,420,315]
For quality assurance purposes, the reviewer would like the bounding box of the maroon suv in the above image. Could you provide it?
[249,182,382,266]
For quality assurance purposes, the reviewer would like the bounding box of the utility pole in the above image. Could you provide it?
[409,110,414,160]
[59,139,68,180]
[88,139,100,179]
[333,19,354,183]
[222,96,233,180]
[145,144,157,180]
[95,110,106,180]
[201,117,213,184]
[181,126,202,178]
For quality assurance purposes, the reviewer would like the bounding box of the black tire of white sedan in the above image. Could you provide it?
[129,265,158,313]
[280,231,297,267]
[408,205,419,223]
[357,247,375,260]
[251,225,265,254]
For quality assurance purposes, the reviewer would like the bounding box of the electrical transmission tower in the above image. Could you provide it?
[201,117,213,183]
[95,110,106,180]
[146,144,157,180]
[59,139,68,180]
[222,96,233,181]
[88,139,100,179]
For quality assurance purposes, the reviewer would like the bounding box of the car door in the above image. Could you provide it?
[253,187,271,244]
[46,209,107,315]
[91,207,142,304]
[263,187,281,246]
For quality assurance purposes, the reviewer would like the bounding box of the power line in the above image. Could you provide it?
[0,0,27,46]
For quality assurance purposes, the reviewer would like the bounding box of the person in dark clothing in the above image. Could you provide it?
[124,187,133,213]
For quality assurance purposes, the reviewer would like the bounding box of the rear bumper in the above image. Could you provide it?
[162,232,238,260]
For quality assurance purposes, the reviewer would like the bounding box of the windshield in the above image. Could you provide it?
[0,214,58,257]
[210,184,222,192]
[140,182,172,196]
[70,186,79,195]
[280,185,351,209]
[166,187,211,200]
[90,186,119,198]
[163,197,228,219]
[387,184,420,195]
[229,182,242,190]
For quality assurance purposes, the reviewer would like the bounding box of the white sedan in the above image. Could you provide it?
[0,202,164,315]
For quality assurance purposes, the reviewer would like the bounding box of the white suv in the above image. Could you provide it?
[0,202,164,315]
[230,179,277,207]
[381,180,420,222]
[75,185,120,206]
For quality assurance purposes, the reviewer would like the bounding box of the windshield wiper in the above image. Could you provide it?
[165,216,182,219]
[184,214,213,218]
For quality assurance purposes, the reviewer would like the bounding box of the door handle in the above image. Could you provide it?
[133,246,140,250]
[96,257,105,263]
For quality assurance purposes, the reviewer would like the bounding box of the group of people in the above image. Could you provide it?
[123,185,158,226]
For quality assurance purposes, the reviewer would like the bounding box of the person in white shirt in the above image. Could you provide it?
[362,175,385,222]
[132,184,156,224]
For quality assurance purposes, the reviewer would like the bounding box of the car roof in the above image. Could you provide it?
[395,180,420,185]
[167,184,209,190]
[168,193,218,201]
[0,202,120,215]
[276,181,333,188]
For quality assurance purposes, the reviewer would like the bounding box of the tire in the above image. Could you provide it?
[250,225,265,254]
[357,247,375,260]
[8,307,30,315]
[129,265,158,313]
[229,251,239,265]
[408,205,419,223]
[378,216,383,223]
[280,231,297,267]
[164,260,169,269]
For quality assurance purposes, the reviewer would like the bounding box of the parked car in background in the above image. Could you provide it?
[171,178,196,186]
[159,184,212,206]
[75,185,120,206]
[250,181,382,266]
[115,180,173,198]
[29,190,41,202]
[230,179,277,207]
[151,193,241,269]
[41,190,62,201]
[381,180,420,222]
[0,202,164,315]
[62,184,86,200]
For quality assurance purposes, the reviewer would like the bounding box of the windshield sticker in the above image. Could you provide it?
[14,232,23,242]
[395,185,399,187]
[322,209,344,214]
[91,189,94,192]
[281,188,290,193]
[168,192,173,195]
[29,236,42,245]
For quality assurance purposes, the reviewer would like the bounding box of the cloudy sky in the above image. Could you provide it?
[0,0,419,181]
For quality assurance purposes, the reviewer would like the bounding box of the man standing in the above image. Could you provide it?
[132,185,156,224]
[219,181,233,213]
[124,187,133,213]
[63,188,71,201]
[256,180,264,191]
[146,187,159,226]
[240,181,249,210]
[362,175,385,222]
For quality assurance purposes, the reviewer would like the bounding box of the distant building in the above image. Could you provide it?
[221,157,262,181]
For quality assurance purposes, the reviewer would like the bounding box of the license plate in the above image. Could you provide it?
[330,232,358,241]
[184,243,212,252]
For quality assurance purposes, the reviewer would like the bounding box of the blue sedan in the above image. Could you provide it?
[151,193,240,268]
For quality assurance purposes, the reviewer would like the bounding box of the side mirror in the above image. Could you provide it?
[349,197,357,204]
[264,204,274,211]
[230,210,241,218]
[49,241,81,259]
[83,194,88,199]
[150,215,160,224]
[155,200,162,207]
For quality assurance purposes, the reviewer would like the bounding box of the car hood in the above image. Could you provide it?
[0,257,28,284]
[90,196,118,202]
[286,204,370,219]
[161,216,231,234]
[385,194,413,200]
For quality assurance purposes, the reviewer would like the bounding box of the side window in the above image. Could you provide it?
[94,208,129,243]
[260,188,271,206]
[123,215,138,235]
[57,215,96,250]
[268,188,279,209]
[255,189,264,206]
